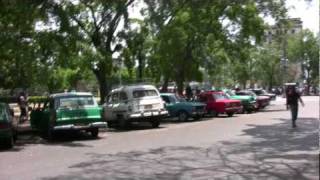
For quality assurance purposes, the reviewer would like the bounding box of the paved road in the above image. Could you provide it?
[1,96,319,180]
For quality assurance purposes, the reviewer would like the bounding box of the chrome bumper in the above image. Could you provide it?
[129,110,168,119]
[53,122,107,130]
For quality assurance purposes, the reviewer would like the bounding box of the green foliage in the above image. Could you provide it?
[287,30,319,85]
[0,0,293,96]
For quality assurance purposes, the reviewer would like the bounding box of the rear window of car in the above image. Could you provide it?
[56,96,96,109]
[213,94,228,100]
[133,90,158,98]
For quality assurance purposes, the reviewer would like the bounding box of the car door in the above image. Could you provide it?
[117,91,129,116]
[104,93,116,121]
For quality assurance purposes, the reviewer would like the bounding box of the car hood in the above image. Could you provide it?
[230,95,251,101]
[257,96,269,100]
[216,99,241,103]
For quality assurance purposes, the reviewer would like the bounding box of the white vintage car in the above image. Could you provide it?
[103,85,168,128]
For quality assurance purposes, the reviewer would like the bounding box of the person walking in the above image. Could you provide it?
[286,86,304,128]
[18,92,28,123]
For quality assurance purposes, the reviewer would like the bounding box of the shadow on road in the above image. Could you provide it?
[42,117,319,180]
[0,131,99,152]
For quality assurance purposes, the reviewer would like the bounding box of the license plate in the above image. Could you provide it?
[144,105,152,109]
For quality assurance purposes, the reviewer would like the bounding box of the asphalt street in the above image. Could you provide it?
[0,96,319,180]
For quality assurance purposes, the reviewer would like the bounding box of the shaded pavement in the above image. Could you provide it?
[43,117,319,180]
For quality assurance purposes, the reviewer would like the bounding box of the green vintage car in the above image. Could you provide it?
[0,103,16,148]
[30,92,106,139]
[160,93,206,121]
[223,90,257,113]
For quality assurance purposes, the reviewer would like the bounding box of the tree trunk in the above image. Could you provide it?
[93,62,108,105]
[176,73,185,96]
[161,76,169,93]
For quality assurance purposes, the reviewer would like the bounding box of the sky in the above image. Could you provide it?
[286,0,319,34]
[129,0,319,34]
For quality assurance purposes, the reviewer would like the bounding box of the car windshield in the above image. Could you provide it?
[254,90,264,95]
[225,90,235,97]
[213,93,228,100]
[172,95,186,103]
[246,91,257,97]
[133,89,158,98]
[56,96,96,109]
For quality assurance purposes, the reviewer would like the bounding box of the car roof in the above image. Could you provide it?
[50,92,93,98]
[111,85,157,93]
[160,93,175,96]
[202,90,223,94]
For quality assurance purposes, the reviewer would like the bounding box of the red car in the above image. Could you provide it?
[235,90,270,109]
[198,91,242,117]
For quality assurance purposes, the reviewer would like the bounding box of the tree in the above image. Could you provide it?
[287,30,319,93]
[145,0,287,92]
[41,0,135,103]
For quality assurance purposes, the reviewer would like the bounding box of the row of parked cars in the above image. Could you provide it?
[0,84,275,149]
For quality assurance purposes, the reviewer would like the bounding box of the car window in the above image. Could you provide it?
[119,92,128,101]
[0,105,8,121]
[174,95,186,102]
[133,89,158,98]
[112,93,119,103]
[213,94,228,100]
[56,96,96,109]
[106,94,112,104]
[161,96,171,104]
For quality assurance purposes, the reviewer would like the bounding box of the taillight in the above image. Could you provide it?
[0,122,10,129]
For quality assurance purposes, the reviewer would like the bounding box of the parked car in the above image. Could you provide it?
[223,89,258,113]
[250,89,276,100]
[197,91,242,117]
[30,92,106,139]
[235,90,270,109]
[160,93,206,121]
[0,103,16,148]
[103,85,168,129]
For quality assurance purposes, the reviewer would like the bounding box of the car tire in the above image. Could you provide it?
[227,112,234,117]
[47,128,54,141]
[178,111,188,121]
[107,121,116,128]
[4,136,14,149]
[90,128,99,138]
[194,115,201,120]
[119,117,130,129]
[208,110,218,117]
[151,120,160,128]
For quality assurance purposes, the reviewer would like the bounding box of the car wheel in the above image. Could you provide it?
[227,112,234,117]
[4,136,14,149]
[47,127,55,141]
[107,121,116,128]
[208,110,218,117]
[119,118,130,129]
[151,120,160,128]
[178,111,188,121]
[194,115,201,120]
[90,128,99,138]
